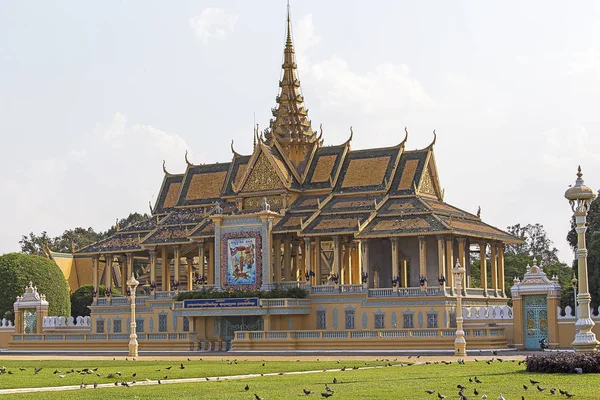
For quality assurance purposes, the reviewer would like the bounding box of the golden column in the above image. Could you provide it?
[437,236,446,286]
[127,273,140,357]
[498,244,505,296]
[479,241,488,296]
[173,246,181,291]
[490,243,498,296]
[104,255,113,294]
[149,249,157,291]
[361,239,370,287]
[314,238,321,285]
[445,237,455,294]
[186,257,194,291]
[207,241,214,285]
[161,246,170,291]
[565,166,598,352]
[453,259,467,356]
[333,236,341,285]
[274,237,282,283]
[418,236,427,287]
[304,238,312,285]
[283,237,292,281]
[390,238,400,290]
[92,255,99,296]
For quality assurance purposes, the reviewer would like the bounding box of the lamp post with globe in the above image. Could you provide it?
[127,274,140,357]
[452,259,467,356]
[565,166,598,352]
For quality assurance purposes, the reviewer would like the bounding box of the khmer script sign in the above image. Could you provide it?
[227,237,257,285]
[183,298,259,309]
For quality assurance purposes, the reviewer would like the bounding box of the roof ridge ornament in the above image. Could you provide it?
[162,160,172,176]
[185,150,193,167]
[231,140,241,158]
[426,129,437,149]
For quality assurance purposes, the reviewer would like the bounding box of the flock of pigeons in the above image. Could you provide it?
[0,356,581,399]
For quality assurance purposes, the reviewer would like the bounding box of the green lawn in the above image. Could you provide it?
[0,358,597,399]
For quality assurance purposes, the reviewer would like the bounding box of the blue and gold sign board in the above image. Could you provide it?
[183,298,259,309]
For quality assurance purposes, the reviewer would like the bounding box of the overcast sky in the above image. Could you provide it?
[1,0,599,263]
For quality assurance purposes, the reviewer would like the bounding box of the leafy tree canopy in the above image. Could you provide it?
[0,253,70,320]
[19,212,149,255]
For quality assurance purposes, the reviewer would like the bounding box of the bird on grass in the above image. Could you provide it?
[58,375,65,378]
[498,394,505,400]
[537,385,546,392]
[93,382,97,389]
[244,384,249,391]
[34,367,43,374]
[437,393,447,399]
[333,377,337,384]
[254,394,263,400]
[550,388,556,394]
[474,388,479,395]
[474,377,482,383]
[425,389,436,395]
[523,385,528,390]
[529,379,540,384]
[303,388,312,395]
[565,392,575,398]
[180,363,185,370]
[457,385,466,390]
[481,395,487,399]
[321,393,333,398]
[19,368,25,371]
[165,366,172,370]
[158,379,161,385]
[325,384,334,393]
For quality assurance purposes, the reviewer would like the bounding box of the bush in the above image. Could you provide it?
[527,352,600,373]
[0,253,71,319]
[175,287,309,301]
[70,284,117,317]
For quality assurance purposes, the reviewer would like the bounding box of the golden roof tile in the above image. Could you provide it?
[341,156,390,188]
[185,171,228,200]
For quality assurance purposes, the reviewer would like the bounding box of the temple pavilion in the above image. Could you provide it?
[76,6,519,307]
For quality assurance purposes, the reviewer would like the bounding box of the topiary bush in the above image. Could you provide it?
[70,284,117,317]
[527,352,600,373]
[0,253,71,319]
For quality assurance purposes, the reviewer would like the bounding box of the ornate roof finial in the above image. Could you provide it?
[231,140,241,158]
[116,218,120,232]
[427,129,437,148]
[476,206,481,218]
[185,150,193,167]
[577,165,582,179]
[149,200,154,214]
[162,160,171,176]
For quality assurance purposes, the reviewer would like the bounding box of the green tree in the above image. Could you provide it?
[0,253,70,320]
[19,212,150,254]
[70,284,116,317]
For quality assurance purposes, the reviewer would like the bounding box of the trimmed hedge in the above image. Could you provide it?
[0,253,70,319]
[70,284,118,317]
[527,352,600,373]
[175,287,308,301]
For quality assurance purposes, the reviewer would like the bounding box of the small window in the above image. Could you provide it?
[136,319,144,333]
[345,310,355,330]
[316,310,326,329]
[159,314,168,332]
[183,317,190,332]
[403,313,414,329]
[96,320,105,334]
[427,313,438,328]
[113,319,122,333]
[374,314,385,329]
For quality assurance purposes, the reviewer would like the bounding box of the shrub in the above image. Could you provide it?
[526,352,600,373]
[70,284,117,317]
[175,287,309,301]
[0,253,71,319]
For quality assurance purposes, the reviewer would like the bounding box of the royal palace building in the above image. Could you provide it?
[31,7,526,351]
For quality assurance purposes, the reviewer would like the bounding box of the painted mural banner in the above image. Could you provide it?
[183,298,259,309]
[227,237,257,285]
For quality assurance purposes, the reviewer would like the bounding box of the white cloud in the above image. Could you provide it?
[569,48,600,80]
[539,123,600,171]
[189,8,239,43]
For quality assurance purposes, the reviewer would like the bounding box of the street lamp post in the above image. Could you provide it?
[571,274,578,323]
[127,273,140,357]
[452,259,467,357]
[565,166,598,352]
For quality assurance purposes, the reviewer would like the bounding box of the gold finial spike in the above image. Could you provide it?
[577,165,582,179]
[286,0,292,46]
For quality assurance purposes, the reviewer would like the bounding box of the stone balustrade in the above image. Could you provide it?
[557,305,600,319]
[276,281,306,290]
[462,306,513,320]
[0,318,15,331]
[42,315,91,329]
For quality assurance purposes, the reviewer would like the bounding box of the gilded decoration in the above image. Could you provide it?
[242,153,284,192]
[372,218,430,232]
[185,171,228,200]
[163,183,181,209]
[398,159,419,190]
[419,167,436,196]
[341,157,390,188]
[243,195,283,210]
[220,230,263,291]
[314,217,361,231]
[311,155,337,183]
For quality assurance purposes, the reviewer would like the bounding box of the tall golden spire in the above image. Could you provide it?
[264,2,318,174]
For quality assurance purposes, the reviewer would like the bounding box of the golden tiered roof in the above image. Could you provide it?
[75,6,519,256]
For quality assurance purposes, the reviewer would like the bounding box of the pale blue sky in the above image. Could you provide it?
[1,1,599,261]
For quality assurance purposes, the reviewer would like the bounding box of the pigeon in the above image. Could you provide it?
[19,368,25,371]
[537,385,546,392]
[498,395,505,400]
[574,368,583,374]
[438,393,447,399]
[426,389,436,395]
[254,395,263,400]
[523,385,528,390]
[559,389,566,395]
[58,375,66,378]
[245,384,249,391]
[333,377,337,384]
[93,382,97,389]
[158,379,162,384]
[565,392,574,398]
[481,396,487,399]
[475,377,482,383]
[303,388,313,395]
[457,385,466,390]
[492,351,498,356]
[550,388,556,394]
[34,367,43,374]
[165,366,172,370]
[474,388,479,395]
[325,384,334,393]
[321,393,333,398]
[180,363,185,370]
[529,379,540,384]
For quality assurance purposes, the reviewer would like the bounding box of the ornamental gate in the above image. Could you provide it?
[221,316,263,342]
[523,294,548,350]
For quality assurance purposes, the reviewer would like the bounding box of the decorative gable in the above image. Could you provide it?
[241,152,286,192]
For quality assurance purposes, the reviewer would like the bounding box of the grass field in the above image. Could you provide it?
[0,357,596,399]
